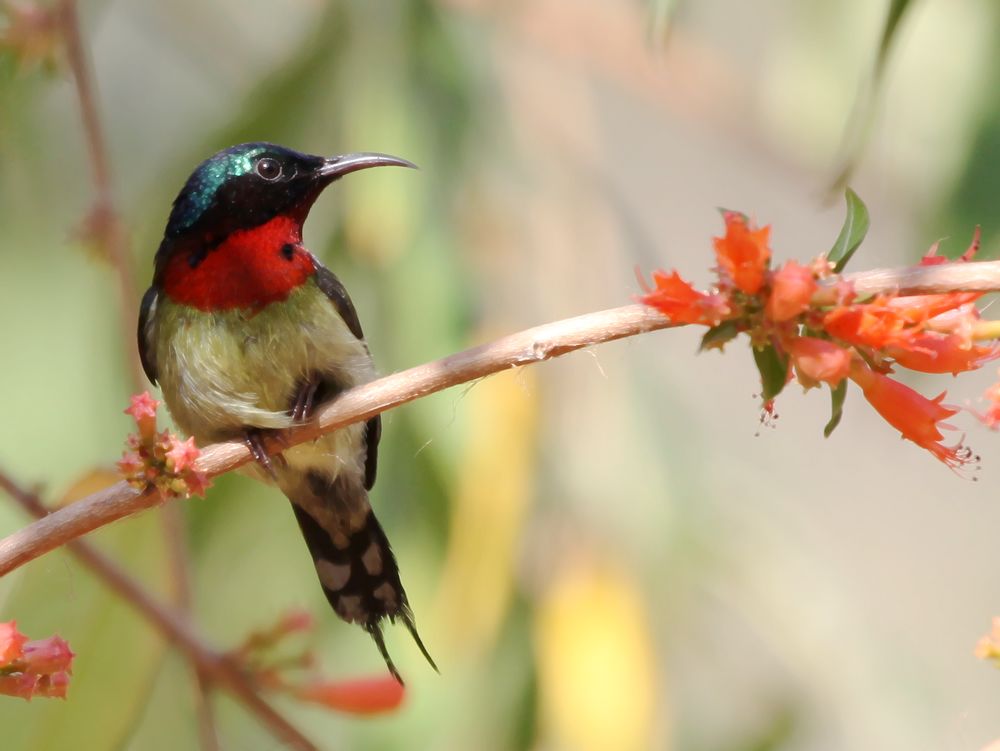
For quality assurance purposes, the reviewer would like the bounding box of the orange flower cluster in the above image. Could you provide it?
[640,209,997,469]
[117,392,210,498]
[0,621,74,700]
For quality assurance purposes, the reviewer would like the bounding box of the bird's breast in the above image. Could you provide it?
[153,279,375,443]
[161,215,315,312]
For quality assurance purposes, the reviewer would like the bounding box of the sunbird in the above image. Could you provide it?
[137,143,434,682]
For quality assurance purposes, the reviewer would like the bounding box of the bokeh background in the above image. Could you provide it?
[2,0,1000,749]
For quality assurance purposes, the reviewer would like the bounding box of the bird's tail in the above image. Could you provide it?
[283,469,435,683]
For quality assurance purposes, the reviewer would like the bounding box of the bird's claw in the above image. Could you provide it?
[244,429,285,479]
[290,376,321,423]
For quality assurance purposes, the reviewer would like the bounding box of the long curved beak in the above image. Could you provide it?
[318,152,418,181]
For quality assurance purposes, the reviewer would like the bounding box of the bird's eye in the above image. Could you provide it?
[255,157,282,181]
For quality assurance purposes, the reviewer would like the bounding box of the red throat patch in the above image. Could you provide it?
[161,215,316,312]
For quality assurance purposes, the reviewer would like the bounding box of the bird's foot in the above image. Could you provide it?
[243,429,286,480]
[290,375,323,423]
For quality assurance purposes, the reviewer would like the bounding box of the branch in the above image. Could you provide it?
[55,4,212,741]
[0,303,673,576]
[0,470,320,751]
[57,0,145,390]
[830,259,1000,299]
[2,258,1000,577]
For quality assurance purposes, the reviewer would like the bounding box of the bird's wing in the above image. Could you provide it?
[313,263,381,490]
[137,286,160,385]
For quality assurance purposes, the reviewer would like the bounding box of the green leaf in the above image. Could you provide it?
[699,320,740,352]
[823,381,848,438]
[753,343,789,402]
[828,1,915,192]
[828,188,870,272]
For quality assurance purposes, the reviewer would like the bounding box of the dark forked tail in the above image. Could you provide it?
[288,471,436,684]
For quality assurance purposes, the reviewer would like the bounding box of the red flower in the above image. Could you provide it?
[124,391,160,421]
[182,470,212,499]
[21,636,74,675]
[0,673,39,701]
[0,672,71,701]
[921,226,980,265]
[823,299,910,350]
[640,270,727,325]
[165,436,201,473]
[0,624,74,701]
[848,362,972,469]
[713,212,771,294]
[235,609,316,658]
[886,333,1000,375]
[786,337,851,388]
[34,672,70,699]
[124,391,161,440]
[294,675,405,715]
[766,261,816,322]
[0,621,27,664]
[887,292,983,325]
[981,381,1000,430]
[119,396,212,499]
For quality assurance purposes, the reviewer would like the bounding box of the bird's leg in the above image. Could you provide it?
[290,375,323,423]
[243,428,286,480]
[245,376,328,479]
[288,373,341,422]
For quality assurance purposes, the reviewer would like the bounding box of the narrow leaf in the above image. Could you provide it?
[828,1,915,192]
[753,344,789,402]
[877,0,916,76]
[829,188,870,272]
[699,321,740,352]
[823,381,848,438]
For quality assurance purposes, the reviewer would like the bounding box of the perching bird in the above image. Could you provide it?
[137,142,434,683]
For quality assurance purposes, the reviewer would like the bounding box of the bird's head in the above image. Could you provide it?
[154,142,415,277]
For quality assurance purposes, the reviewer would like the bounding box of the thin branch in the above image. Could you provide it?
[161,504,219,751]
[839,260,1000,298]
[0,303,673,576]
[2,258,1000,576]
[56,0,144,390]
[0,470,320,751]
[55,4,212,743]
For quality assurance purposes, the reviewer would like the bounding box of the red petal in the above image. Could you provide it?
[0,621,27,664]
[767,261,816,322]
[849,363,972,469]
[713,214,771,295]
[295,675,405,716]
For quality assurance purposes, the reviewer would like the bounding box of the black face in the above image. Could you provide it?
[164,143,329,242]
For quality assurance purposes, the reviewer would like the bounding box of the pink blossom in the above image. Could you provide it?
[165,436,201,473]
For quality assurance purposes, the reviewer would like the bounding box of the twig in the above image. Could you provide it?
[56,2,213,744]
[0,470,320,751]
[2,259,1000,576]
[838,260,1000,298]
[161,504,219,751]
[56,0,144,390]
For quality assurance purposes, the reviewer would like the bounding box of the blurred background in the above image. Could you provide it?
[2,0,1000,749]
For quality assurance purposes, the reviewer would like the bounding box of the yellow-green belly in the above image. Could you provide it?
[152,278,374,478]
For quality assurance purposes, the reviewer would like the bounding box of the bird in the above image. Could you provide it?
[137,142,435,683]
